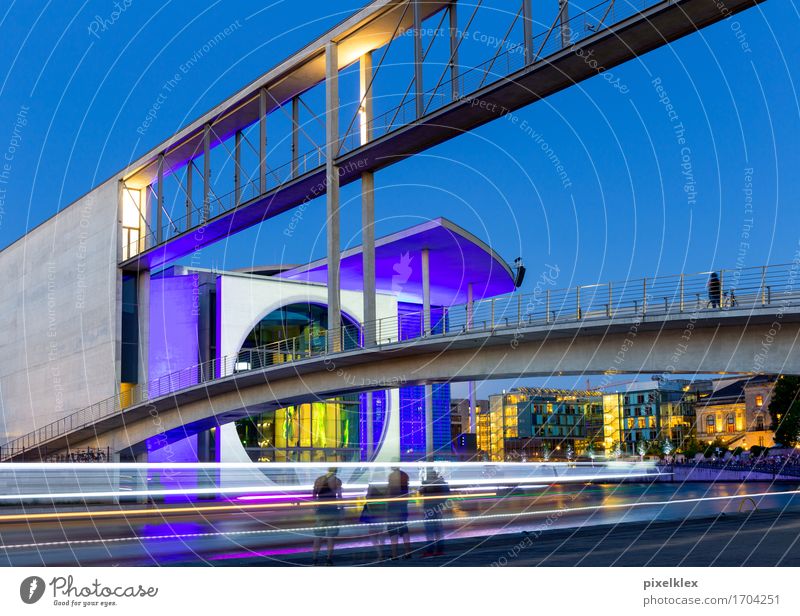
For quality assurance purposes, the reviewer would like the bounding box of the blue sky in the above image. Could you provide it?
[0,0,797,394]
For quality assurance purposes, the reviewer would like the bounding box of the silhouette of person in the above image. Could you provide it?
[708,272,721,309]
[419,469,451,557]
[312,467,343,566]
[386,466,412,559]
[359,475,388,561]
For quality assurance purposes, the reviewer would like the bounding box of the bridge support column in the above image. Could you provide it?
[422,247,431,334]
[325,41,342,351]
[425,384,434,461]
[137,269,150,389]
[259,88,267,193]
[234,130,242,205]
[449,1,459,99]
[467,283,476,433]
[413,0,424,118]
[291,97,300,177]
[156,153,164,243]
[202,123,211,222]
[560,0,571,48]
[422,247,434,460]
[522,0,533,64]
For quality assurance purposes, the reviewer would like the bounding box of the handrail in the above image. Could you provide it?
[3,260,800,460]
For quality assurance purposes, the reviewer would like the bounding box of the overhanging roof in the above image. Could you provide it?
[277,217,515,305]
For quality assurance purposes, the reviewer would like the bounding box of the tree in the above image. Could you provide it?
[768,375,800,447]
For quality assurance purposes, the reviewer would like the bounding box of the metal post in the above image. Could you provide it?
[546,289,551,323]
[490,297,495,327]
[413,0,424,119]
[185,160,193,229]
[449,1,460,99]
[291,97,300,177]
[359,52,373,145]
[608,282,613,318]
[560,0,571,48]
[522,0,533,64]
[761,266,766,306]
[362,171,376,345]
[422,248,431,335]
[203,123,211,222]
[234,130,242,205]
[643,278,647,314]
[517,293,522,324]
[325,42,342,352]
[259,88,267,193]
[679,274,684,311]
[576,286,581,319]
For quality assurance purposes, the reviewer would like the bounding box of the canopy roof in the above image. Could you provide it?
[277,218,515,305]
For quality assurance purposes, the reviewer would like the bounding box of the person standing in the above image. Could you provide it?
[386,466,412,560]
[708,272,721,309]
[312,467,343,566]
[359,479,388,562]
[419,469,451,557]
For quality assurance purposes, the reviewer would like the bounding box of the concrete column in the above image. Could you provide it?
[359,52,373,145]
[466,283,476,433]
[412,0,424,118]
[259,88,267,193]
[422,248,431,335]
[522,0,533,64]
[202,123,211,222]
[425,384,434,460]
[366,391,374,460]
[185,160,193,229]
[362,172,376,344]
[560,0,571,48]
[234,130,242,205]
[156,153,164,243]
[325,41,342,351]
[137,270,150,388]
[449,1,460,99]
[291,97,300,177]
[134,450,148,504]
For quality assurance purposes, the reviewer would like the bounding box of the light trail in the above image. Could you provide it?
[1,487,796,552]
[0,492,496,523]
[0,472,664,501]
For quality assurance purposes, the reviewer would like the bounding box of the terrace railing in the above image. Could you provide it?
[3,261,800,460]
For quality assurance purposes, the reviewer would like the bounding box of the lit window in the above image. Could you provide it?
[755,394,764,407]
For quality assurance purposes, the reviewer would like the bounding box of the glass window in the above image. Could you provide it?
[755,394,764,407]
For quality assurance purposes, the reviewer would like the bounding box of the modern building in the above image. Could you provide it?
[480,388,610,461]
[1,210,516,464]
[694,376,775,449]
[611,379,698,454]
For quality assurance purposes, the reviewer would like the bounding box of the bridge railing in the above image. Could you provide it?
[4,261,800,460]
[126,0,670,261]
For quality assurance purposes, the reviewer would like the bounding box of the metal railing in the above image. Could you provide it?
[3,262,800,461]
[124,0,665,261]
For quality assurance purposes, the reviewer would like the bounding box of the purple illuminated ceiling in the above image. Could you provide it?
[277,218,515,305]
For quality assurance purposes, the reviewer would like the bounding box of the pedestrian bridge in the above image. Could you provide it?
[3,263,800,461]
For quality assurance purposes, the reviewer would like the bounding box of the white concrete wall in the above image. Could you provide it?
[215,272,401,464]
[0,180,120,442]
